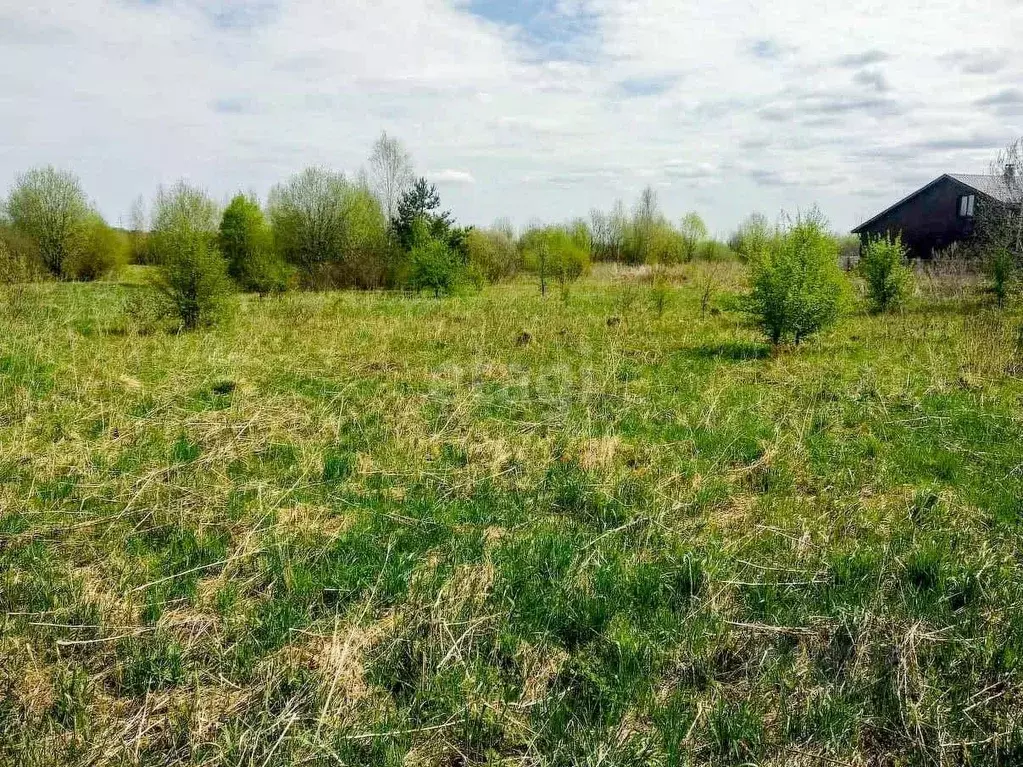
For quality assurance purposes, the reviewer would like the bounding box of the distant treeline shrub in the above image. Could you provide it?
[521,222,591,295]
[220,194,291,295]
[268,167,394,290]
[728,213,771,262]
[466,227,519,285]
[65,214,129,281]
[409,230,460,298]
[4,146,747,305]
[0,226,43,283]
[590,187,731,265]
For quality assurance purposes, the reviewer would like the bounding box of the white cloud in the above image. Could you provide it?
[1,0,1022,233]
[430,169,476,185]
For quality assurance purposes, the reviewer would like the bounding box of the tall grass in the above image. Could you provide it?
[0,266,1021,765]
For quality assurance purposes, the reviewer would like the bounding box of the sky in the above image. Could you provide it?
[2,0,1021,235]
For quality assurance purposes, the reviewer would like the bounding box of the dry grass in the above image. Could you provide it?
[0,265,1022,765]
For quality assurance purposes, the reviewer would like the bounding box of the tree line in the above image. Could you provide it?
[2,133,1019,341]
[0,132,741,326]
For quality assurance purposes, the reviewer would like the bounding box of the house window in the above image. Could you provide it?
[958,194,975,218]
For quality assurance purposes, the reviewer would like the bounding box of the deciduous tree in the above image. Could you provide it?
[368,131,414,223]
[220,193,289,294]
[5,166,91,277]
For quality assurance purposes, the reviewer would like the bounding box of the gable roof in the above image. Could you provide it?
[852,173,1021,233]
[947,173,1019,204]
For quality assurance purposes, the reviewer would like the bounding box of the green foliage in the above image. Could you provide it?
[268,167,348,273]
[646,221,686,265]
[521,224,591,295]
[729,212,772,262]
[63,213,127,281]
[746,209,847,344]
[219,194,290,294]
[858,234,913,313]
[150,182,232,330]
[679,211,708,263]
[391,177,454,251]
[591,190,718,267]
[5,166,92,278]
[269,167,391,288]
[837,234,861,268]
[698,239,738,262]
[590,202,629,262]
[409,226,461,297]
[987,246,1017,308]
[465,227,520,284]
[341,184,396,288]
[623,186,661,265]
[0,227,41,284]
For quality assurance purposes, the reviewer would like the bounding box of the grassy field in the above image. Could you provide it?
[1,263,1022,766]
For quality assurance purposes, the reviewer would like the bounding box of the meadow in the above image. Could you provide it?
[1,263,1022,766]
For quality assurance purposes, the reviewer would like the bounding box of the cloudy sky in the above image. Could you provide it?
[2,0,1021,234]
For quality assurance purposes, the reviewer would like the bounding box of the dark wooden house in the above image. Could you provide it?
[852,172,1018,259]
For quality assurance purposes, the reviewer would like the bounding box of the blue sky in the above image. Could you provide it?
[466,0,598,59]
[2,0,1021,234]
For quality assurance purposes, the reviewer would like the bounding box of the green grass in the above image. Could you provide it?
[1,264,1023,765]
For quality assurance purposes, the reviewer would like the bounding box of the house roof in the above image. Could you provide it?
[947,173,1019,204]
[852,172,1021,233]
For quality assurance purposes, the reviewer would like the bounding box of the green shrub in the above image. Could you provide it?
[521,224,590,296]
[746,209,846,345]
[343,185,395,288]
[150,183,232,330]
[0,227,41,284]
[646,221,686,265]
[697,239,738,262]
[409,233,460,297]
[679,211,708,263]
[465,228,519,284]
[219,194,290,294]
[269,168,391,288]
[858,234,913,312]
[63,214,127,281]
[987,246,1017,308]
[729,213,772,262]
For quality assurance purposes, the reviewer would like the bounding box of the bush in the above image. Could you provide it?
[590,203,628,262]
[679,212,708,263]
[987,246,1016,308]
[465,228,519,284]
[409,233,460,297]
[150,183,232,330]
[858,234,913,313]
[646,222,686,265]
[5,166,92,278]
[269,168,390,289]
[0,226,42,283]
[219,194,290,295]
[746,210,846,345]
[521,225,590,296]
[729,213,772,262]
[342,185,395,288]
[63,214,128,281]
[697,239,738,262]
